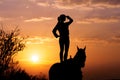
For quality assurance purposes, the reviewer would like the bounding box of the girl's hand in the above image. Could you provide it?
[55,35,60,38]
[66,16,70,18]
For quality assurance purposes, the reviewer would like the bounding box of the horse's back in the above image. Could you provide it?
[49,62,82,80]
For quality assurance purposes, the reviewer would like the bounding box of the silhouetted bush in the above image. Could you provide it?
[0,26,25,76]
[0,26,48,80]
[30,73,47,80]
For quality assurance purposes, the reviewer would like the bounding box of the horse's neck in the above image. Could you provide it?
[73,52,79,61]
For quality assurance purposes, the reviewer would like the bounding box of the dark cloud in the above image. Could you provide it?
[72,33,120,45]
[61,0,89,5]
[91,0,120,5]
[107,35,120,44]
[112,35,120,41]
[0,0,54,18]
[75,5,120,24]
[0,0,120,23]
[77,18,119,24]
[58,0,120,8]
[0,0,30,17]
[61,0,120,5]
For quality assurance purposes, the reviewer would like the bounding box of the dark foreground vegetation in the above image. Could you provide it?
[0,26,47,80]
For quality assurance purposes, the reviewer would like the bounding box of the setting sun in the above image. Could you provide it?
[31,55,39,63]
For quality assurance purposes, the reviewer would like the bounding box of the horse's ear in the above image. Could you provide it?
[77,46,79,51]
[84,46,86,51]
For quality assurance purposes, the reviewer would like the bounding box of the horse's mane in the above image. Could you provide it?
[71,46,86,67]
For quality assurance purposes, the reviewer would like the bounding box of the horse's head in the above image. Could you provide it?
[73,46,86,67]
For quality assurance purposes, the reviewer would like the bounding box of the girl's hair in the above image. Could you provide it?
[58,14,66,22]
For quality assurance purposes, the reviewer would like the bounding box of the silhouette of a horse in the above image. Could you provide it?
[49,46,86,80]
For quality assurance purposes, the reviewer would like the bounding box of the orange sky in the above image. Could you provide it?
[0,0,120,80]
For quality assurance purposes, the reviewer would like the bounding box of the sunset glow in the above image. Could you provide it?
[0,0,120,80]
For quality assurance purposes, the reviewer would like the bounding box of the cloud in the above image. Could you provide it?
[37,2,50,7]
[89,0,120,8]
[0,0,119,26]
[77,17,120,24]
[36,0,55,7]
[0,0,33,18]
[52,0,81,9]
[53,0,120,9]
[64,0,120,6]
[26,0,120,17]
[28,0,54,7]
[0,17,10,21]
[111,35,120,43]
[28,0,36,2]
[24,17,53,22]
[28,0,89,9]
[72,36,120,45]
[72,29,120,45]
[91,0,120,5]
[26,36,54,44]
[72,37,108,45]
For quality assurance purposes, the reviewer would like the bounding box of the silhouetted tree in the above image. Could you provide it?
[0,27,25,77]
[0,26,48,80]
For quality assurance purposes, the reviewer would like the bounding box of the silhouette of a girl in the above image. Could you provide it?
[52,14,73,62]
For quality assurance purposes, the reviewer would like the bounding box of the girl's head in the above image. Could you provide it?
[58,14,66,22]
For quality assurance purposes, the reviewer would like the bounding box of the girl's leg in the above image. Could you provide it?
[59,38,64,62]
[64,37,70,61]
